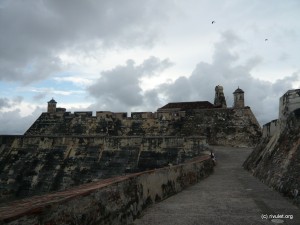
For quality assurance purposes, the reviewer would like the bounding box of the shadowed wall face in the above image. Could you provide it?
[244,110,300,206]
[0,157,214,225]
[0,136,208,203]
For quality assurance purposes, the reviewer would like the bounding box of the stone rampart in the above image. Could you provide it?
[0,135,207,203]
[24,107,261,147]
[0,156,214,225]
[244,90,300,206]
[244,110,300,206]
[180,107,261,147]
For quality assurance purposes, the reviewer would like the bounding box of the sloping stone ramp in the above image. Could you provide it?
[133,146,300,225]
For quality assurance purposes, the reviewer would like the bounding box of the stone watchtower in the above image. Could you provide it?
[214,85,227,108]
[47,98,57,113]
[233,87,244,108]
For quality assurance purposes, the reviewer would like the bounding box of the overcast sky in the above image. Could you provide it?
[0,0,300,134]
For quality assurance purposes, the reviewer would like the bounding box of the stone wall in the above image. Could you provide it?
[0,156,214,225]
[0,135,207,203]
[0,100,261,205]
[244,109,300,206]
[262,119,278,138]
[180,107,261,147]
[24,107,261,147]
[279,89,300,121]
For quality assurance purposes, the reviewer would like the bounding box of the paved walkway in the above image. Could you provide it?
[133,146,300,225]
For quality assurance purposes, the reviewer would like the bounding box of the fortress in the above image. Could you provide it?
[25,85,260,146]
[1,87,300,224]
[0,85,261,202]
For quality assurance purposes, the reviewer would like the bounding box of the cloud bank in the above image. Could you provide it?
[87,57,172,111]
[0,0,174,84]
[0,0,299,134]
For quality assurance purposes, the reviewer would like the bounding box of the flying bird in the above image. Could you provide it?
[265,39,268,41]
[212,21,215,24]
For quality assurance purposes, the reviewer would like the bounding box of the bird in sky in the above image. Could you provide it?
[265,39,268,41]
[212,21,215,24]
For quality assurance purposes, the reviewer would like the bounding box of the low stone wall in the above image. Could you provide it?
[0,156,213,225]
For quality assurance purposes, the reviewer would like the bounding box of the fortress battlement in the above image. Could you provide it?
[74,111,93,117]
[24,85,261,148]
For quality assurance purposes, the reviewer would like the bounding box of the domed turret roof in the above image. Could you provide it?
[233,87,244,94]
[48,98,57,104]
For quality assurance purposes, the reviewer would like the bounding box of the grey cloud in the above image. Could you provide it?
[272,72,299,94]
[0,107,43,134]
[0,98,10,109]
[88,60,143,108]
[33,93,48,102]
[159,76,191,102]
[88,56,172,112]
[143,89,162,111]
[12,96,23,104]
[0,40,62,85]
[211,31,242,69]
[137,57,173,77]
[0,96,23,109]
[0,0,175,83]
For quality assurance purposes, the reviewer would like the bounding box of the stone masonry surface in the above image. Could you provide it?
[0,135,207,203]
[24,107,261,147]
[0,155,214,225]
[244,89,300,207]
[244,110,300,207]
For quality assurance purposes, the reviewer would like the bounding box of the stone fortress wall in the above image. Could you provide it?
[244,88,300,206]
[279,89,300,121]
[0,135,207,203]
[24,86,261,147]
[261,89,300,139]
[0,85,261,203]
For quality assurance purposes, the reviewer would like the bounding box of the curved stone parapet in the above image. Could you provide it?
[0,156,214,225]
